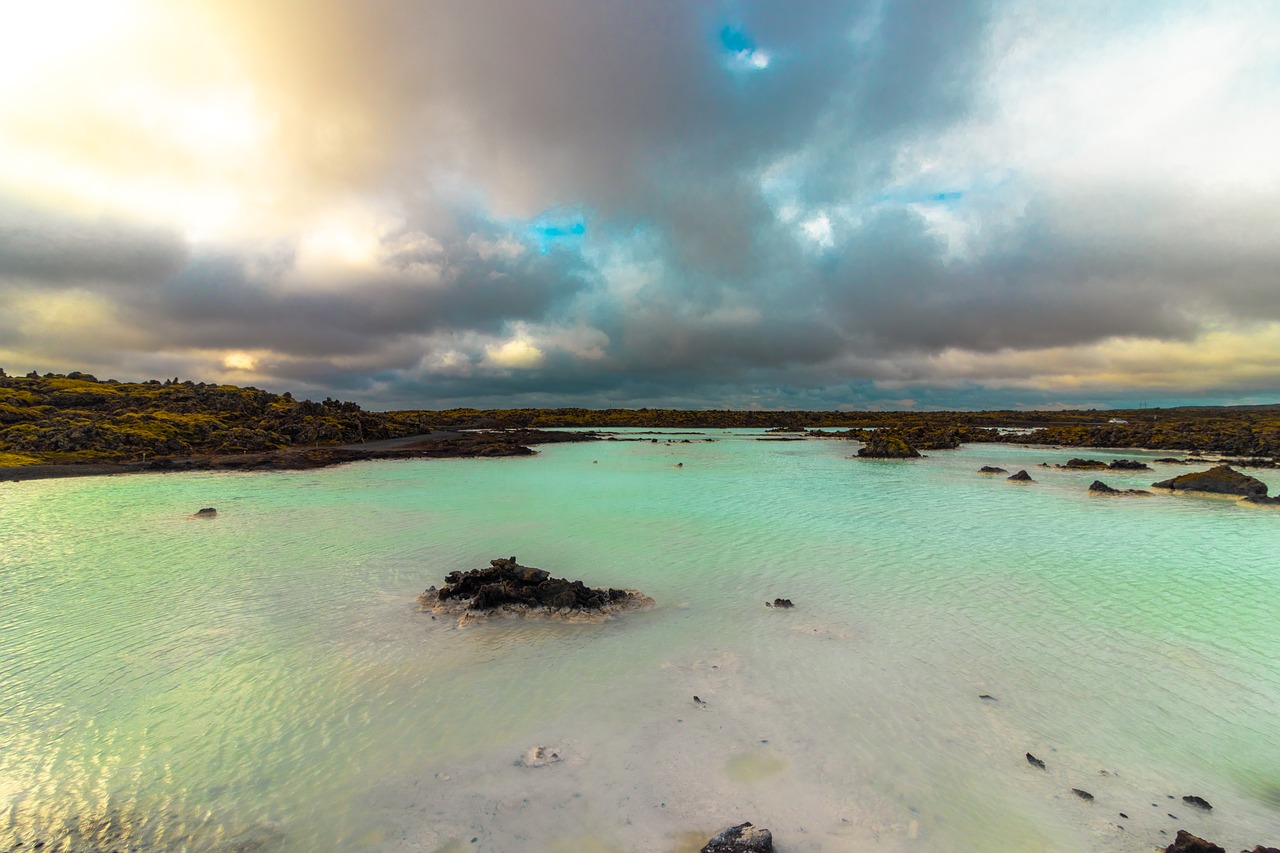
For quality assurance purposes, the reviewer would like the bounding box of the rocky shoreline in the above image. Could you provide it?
[0,429,600,482]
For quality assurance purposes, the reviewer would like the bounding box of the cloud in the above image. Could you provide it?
[3,1,1280,409]
[485,336,545,370]
[0,196,187,285]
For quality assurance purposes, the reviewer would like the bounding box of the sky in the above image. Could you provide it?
[2,0,1279,411]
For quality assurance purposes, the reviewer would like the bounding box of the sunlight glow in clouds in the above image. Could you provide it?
[485,335,545,370]
[221,350,258,371]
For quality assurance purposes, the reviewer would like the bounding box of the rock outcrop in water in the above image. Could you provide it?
[856,434,921,458]
[1151,465,1270,499]
[417,557,653,622]
[1059,458,1108,469]
[978,465,1008,474]
[1088,480,1152,496]
[1165,830,1226,853]
[701,822,774,852]
[190,506,217,518]
[1008,470,1035,482]
[1108,459,1152,470]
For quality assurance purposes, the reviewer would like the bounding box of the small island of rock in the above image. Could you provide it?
[1088,480,1152,497]
[1059,458,1109,469]
[1151,464,1276,504]
[417,557,654,623]
[856,434,921,458]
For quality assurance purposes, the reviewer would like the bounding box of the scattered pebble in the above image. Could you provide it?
[1026,752,1046,770]
[1072,789,1094,801]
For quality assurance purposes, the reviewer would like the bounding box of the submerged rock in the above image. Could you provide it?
[1088,480,1152,496]
[1152,464,1270,499]
[1026,752,1046,769]
[417,557,653,622]
[515,745,562,768]
[701,822,773,853]
[979,466,1008,474]
[766,598,794,609]
[1008,470,1035,482]
[190,507,217,518]
[3,806,283,853]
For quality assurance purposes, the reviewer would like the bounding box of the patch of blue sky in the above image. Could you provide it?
[875,188,965,207]
[718,23,770,71]
[525,212,587,254]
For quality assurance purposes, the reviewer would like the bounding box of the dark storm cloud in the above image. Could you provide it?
[124,238,593,358]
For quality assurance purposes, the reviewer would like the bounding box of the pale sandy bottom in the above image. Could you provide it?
[364,647,921,853]
[357,608,1250,853]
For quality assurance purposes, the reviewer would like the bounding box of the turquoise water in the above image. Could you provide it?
[2,432,1278,852]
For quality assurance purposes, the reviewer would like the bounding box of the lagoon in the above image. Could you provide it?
[2,432,1278,851]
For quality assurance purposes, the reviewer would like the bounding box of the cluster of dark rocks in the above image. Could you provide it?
[417,557,653,619]
[979,461,1278,506]
[1057,458,1152,470]
[1020,746,1278,851]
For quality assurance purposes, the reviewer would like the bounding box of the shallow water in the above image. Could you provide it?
[2,433,1278,852]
